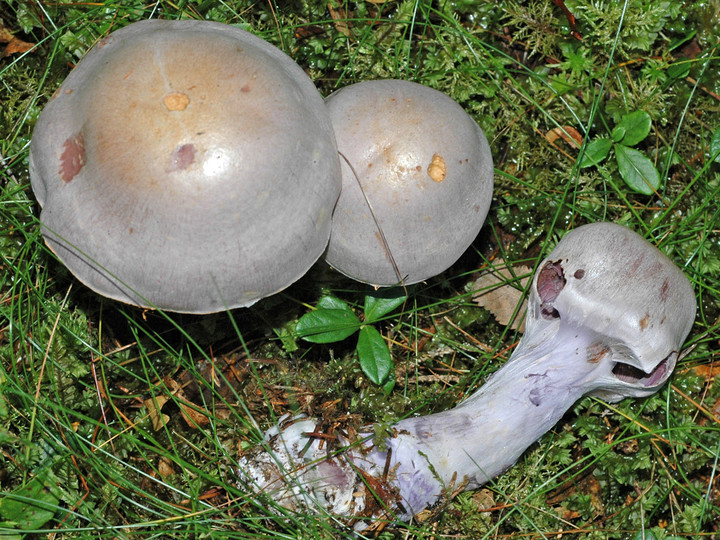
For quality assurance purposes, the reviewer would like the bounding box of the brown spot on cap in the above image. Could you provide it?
[640,313,650,330]
[59,133,85,183]
[97,35,115,47]
[427,153,446,182]
[167,143,196,172]
[660,278,670,302]
[574,269,585,279]
[241,84,252,92]
[163,92,190,111]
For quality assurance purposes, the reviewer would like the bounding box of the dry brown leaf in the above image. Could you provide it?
[545,126,583,149]
[158,457,175,478]
[145,363,238,431]
[145,377,190,430]
[693,363,720,381]
[3,36,34,57]
[472,488,495,517]
[0,22,35,57]
[471,264,531,332]
[167,376,212,428]
[0,28,13,43]
[144,394,171,431]
[294,25,324,40]
[328,3,350,36]
[178,394,213,428]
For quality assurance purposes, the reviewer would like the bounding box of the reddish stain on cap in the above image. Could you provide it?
[59,133,85,183]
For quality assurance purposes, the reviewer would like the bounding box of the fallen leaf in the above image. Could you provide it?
[677,37,701,59]
[294,25,324,40]
[472,488,495,517]
[328,2,351,36]
[144,393,171,431]
[693,362,720,381]
[145,360,243,431]
[0,26,13,43]
[557,507,581,520]
[471,264,531,332]
[166,376,212,428]
[2,36,34,57]
[158,457,175,478]
[145,377,193,430]
[177,392,213,428]
[545,126,583,149]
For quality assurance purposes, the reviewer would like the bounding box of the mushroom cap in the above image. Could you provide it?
[323,79,494,286]
[526,222,696,400]
[30,20,340,313]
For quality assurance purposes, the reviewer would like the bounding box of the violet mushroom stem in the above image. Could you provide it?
[237,222,696,528]
[356,324,633,515]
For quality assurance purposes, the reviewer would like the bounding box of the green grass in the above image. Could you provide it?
[1,0,719,538]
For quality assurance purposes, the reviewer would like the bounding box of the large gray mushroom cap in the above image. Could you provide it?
[30,20,341,313]
[324,79,494,286]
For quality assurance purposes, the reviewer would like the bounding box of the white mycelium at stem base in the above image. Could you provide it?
[237,222,696,529]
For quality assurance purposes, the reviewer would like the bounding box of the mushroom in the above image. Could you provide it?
[30,20,340,313]
[238,222,696,529]
[323,79,494,286]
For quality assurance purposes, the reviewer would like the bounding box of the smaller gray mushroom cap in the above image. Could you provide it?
[30,20,340,313]
[324,79,494,286]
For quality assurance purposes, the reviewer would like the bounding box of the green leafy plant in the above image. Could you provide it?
[0,470,61,534]
[709,126,720,162]
[295,291,406,390]
[579,110,660,195]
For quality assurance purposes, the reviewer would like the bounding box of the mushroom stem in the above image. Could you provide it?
[378,323,605,515]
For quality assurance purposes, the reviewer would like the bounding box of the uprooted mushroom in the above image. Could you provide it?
[237,222,696,530]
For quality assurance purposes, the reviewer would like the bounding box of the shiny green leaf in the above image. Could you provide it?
[615,144,660,195]
[357,326,393,385]
[578,138,612,168]
[364,290,407,322]
[317,295,351,310]
[296,296,361,343]
[632,532,657,540]
[0,473,59,531]
[611,125,625,142]
[616,110,652,146]
[710,126,720,162]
